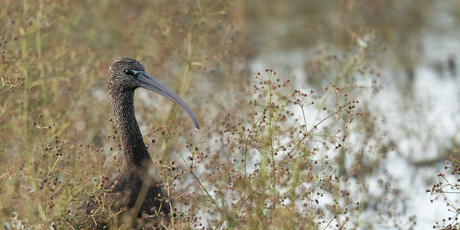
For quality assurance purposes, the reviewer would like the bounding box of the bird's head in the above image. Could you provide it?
[108,57,200,129]
[108,57,146,91]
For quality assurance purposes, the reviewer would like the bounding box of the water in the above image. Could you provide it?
[248,2,460,227]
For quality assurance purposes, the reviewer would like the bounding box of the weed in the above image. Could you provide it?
[0,1,436,229]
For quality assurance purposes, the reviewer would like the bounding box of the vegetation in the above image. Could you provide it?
[0,0,458,229]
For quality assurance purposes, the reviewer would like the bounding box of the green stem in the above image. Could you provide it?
[313,47,365,125]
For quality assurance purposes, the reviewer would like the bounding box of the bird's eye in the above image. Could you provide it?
[125,69,134,76]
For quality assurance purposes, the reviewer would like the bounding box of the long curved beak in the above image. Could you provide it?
[135,71,200,130]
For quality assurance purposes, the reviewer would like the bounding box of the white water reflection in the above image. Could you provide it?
[249,10,460,226]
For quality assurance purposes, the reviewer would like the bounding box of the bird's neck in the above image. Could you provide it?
[110,90,152,169]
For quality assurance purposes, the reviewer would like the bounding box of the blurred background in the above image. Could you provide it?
[245,1,460,229]
[1,0,460,229]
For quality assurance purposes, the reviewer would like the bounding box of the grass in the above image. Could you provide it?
[0,0,456,229]
[429,156,460,229]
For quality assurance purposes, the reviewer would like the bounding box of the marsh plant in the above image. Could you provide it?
[0,0,432,229]
[428,156,460,230]
[161,29,414,229]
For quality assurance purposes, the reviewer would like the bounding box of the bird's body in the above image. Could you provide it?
[74,57,199,228]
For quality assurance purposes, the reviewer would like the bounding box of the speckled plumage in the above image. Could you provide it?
[72,57,200,229]
[106,57,170,217]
